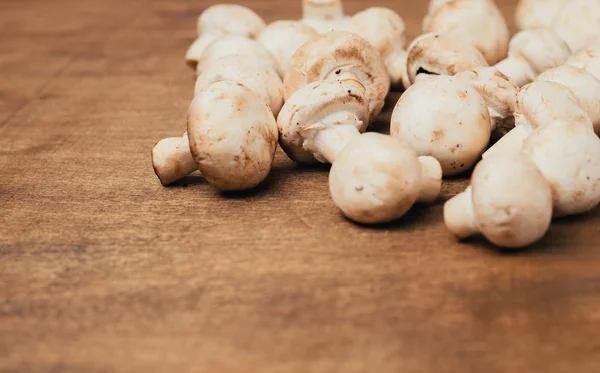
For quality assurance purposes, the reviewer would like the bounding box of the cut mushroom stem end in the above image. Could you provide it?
[444,187,478,239]
[152,133,197,186]
[303,0,344,21]
[417,156,443,203]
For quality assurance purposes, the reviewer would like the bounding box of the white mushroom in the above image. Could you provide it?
[391,76,492,176]
[523,116,600,217]
[483,81,590,159]
[423,0,509,65]
[194,54,284,116]
[152,82,278,190]
[515,0,567,30]
[565,43,600,81]
[553,0,600,53]
[494,29,571,87]
[196,35,281,77]
[403,33,488,88]
[444,153,553,249]
[330,133,442,224]
[185,5,265,69]
[284,31,390,121]
[257,21,318,76]
[301,0,352,33]
[350,7,407,87]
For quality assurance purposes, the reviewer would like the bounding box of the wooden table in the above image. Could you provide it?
[2,0,599,371]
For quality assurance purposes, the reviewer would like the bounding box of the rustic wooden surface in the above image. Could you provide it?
[1,0,600,372]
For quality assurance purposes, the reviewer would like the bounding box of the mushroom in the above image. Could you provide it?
[284,31,390,121]
[195,35,281,77]
[536,64,600,134]
[330,133,442,224]
[565,42,600,81]
[403,33,488,88]
[522,116,600,217]
[454,67,519,135]
[152,81,278,190]
[350,7,407,87]
[444,153,553,249]
[494,29,571,87]
[515,0,567,30]
[194,54,284,117]
[483,81,591,159]
[185,5,266,69]
[423,0,509,65]
[553,0,600,53]
[391,75,492,176]
[301,0,352,34]
[257,21,318,76]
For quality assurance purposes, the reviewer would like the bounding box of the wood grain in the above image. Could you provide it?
[1,0,599,372]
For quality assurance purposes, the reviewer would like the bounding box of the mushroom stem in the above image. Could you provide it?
[302,0,344,21]
[482,122,530,159]
[386,48,408,87]
[444,187,479,239]
[312,124,361,164]
[417,156,443,203]
[152,133,197,186]
[185,35,218,69]
[495,57,536,87]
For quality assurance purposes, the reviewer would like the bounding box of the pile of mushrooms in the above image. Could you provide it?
[150,0,600,250]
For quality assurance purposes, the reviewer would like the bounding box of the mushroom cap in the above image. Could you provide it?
[391,76,491,176]
[536,65,600,134]
[469,153,553,248]
[188,81,278,191]
[197,35,281,77]
[257,21,318,76]
[277,80,369,164]
[195,54,284,117]
[505,29,572,76]
[329,133,424,224]
[423,0,509,64]
[196,4,265,39]
[455,67,518,131]
[553,0,600,52]
[565,43,600,81]
[351,7,406,57]
[523,118,600,217]
[516,81,591,132]
[284,31,390,120]
[404,33,488,88]
[515,0,567,30]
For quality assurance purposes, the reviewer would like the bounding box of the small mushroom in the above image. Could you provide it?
[403,33,488,88]
[185,5,266,69]
[350,7,407,87]
[330,133,442,224]
[536,64,600,134]
[284,31,390,121]
[553,0,600,53]
[454,67,519,135]
[152,81,278,190]
[483,81,593,159]
[523,116,600,217]
[194,54,284,116]
[423,0,509,65]
[196,35,281,77]
[494,29,571,87]
[391,76,492,176]
[301,0,352,34]
[444,153,553,249]
[277,80,369,164]
[257,21,318,76]
[565,42,600,81]
[515,0,567,30]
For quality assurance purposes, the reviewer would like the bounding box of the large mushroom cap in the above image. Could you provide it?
[553,0,600,52]
[329,133,424,224]
[195,54,284,117]
[469,153,553,248]
[257,21,318,76]
[423,0,509,64]
[391,76,491,176]
[536,65,600,134]
[404,33,488,88]
[197,35,281,77]
[565,43,600,81]
[505,29,572,77]
[196,4,265,38]
[284,31,390,120]
[277,80,369,164]
[523,118,600,217]
[515,0,567,30]
[188,81,278,191]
